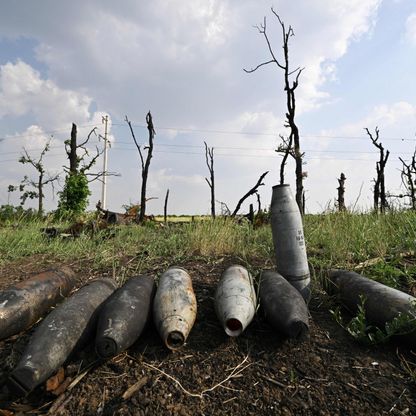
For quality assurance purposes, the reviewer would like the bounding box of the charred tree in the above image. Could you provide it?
[164,189,169,224]
[64,123,106,180]
[337,173,346,211]
[245,8,305,214]
[231,171,269,217]
[126,112,156,224]
[204,141,215,218]
[365,127,390,213]
[18,139,59,214]
[399,150,416,210]
[57,123,115,217]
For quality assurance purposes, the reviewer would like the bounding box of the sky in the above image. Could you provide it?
[0,0,415,215]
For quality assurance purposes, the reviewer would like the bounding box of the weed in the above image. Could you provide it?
[330,295,416,345]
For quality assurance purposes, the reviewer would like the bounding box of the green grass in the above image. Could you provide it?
[0,211,415,290]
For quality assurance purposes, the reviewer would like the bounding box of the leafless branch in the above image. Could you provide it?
[125,115,145,171]
[231,171,269,217]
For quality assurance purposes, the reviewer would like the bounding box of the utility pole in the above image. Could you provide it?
[101,115,109,209]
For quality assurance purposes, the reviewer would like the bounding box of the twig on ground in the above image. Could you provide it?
[389,388,407,413]
[122,376,148,400]
[142,353,252,398]
[261,375,286,388]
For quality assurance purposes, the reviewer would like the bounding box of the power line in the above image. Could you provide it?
[110,140,415,155]
[111,122,416,142]
[106,148,404,162]
[2,138,414,156]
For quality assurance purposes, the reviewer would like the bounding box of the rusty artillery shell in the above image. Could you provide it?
[95,275,155,358]
[259,270,309,339]
[153,267,197,350]
[7,278,117,396]
[329,269,416,332]
[215,265,257,337]
[0,266,77,341]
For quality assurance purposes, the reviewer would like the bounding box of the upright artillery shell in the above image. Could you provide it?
[153,267,197,350]
[328,269,416,331]
[95,275,155,358]
[214,265,257,337]
[270,184,311,302]
[7,278,117,396]
[259,270,309,339]
[0,266,77,341]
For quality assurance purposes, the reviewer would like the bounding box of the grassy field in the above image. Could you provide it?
[0,210,415,290]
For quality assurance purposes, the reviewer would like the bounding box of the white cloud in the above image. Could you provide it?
[0,61,92,128]
[0,0,382,122]
[2,0,413,214]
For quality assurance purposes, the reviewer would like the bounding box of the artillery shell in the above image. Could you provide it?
[259,270,309,339]
[215,265,257,337]
[329,269,416,330]
[153,267,197,350]
[7,278,117,396]
[95,275,155,358]
[0,266,76,340]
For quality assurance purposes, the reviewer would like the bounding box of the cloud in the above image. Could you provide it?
[1,0,409,214]
[0,0,382,122]
[0,61,91,128]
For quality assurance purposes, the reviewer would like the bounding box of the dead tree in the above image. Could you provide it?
[245,8,305,214]
[18,139,59,214]
[164,189,169,224]
[204,141,215,218]
[337,173,346,211]
[365,127,390,213]
[64,123,107,180]
[399,150,416,210]
[57,123,117,217]
[126,111,155,224]
[231,171,269,217]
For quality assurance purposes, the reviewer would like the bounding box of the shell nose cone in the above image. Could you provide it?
[225,318,243,337]
[167,331,185,349]
[96,336,118,358]
[290,321,309,340]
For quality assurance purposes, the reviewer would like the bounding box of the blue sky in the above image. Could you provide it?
[0,0,415,214]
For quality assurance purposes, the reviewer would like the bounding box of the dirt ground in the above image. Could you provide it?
[0,255,415,415]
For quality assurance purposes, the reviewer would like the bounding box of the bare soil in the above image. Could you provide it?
[0,255,415,415]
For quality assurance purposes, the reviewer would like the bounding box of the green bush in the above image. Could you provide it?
[56,173,90,218]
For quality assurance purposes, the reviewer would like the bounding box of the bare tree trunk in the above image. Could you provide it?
[69,123,78,173]
[204,142,215,218]
[164,189,169,224]
[399,154,416,210]
[337,173,346,211]
[38,171,44,215]
[256,192,261,213]
[248,203,254,224]
[137,112,155,223]
[231,171,268,217]
[365,127,390,214]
